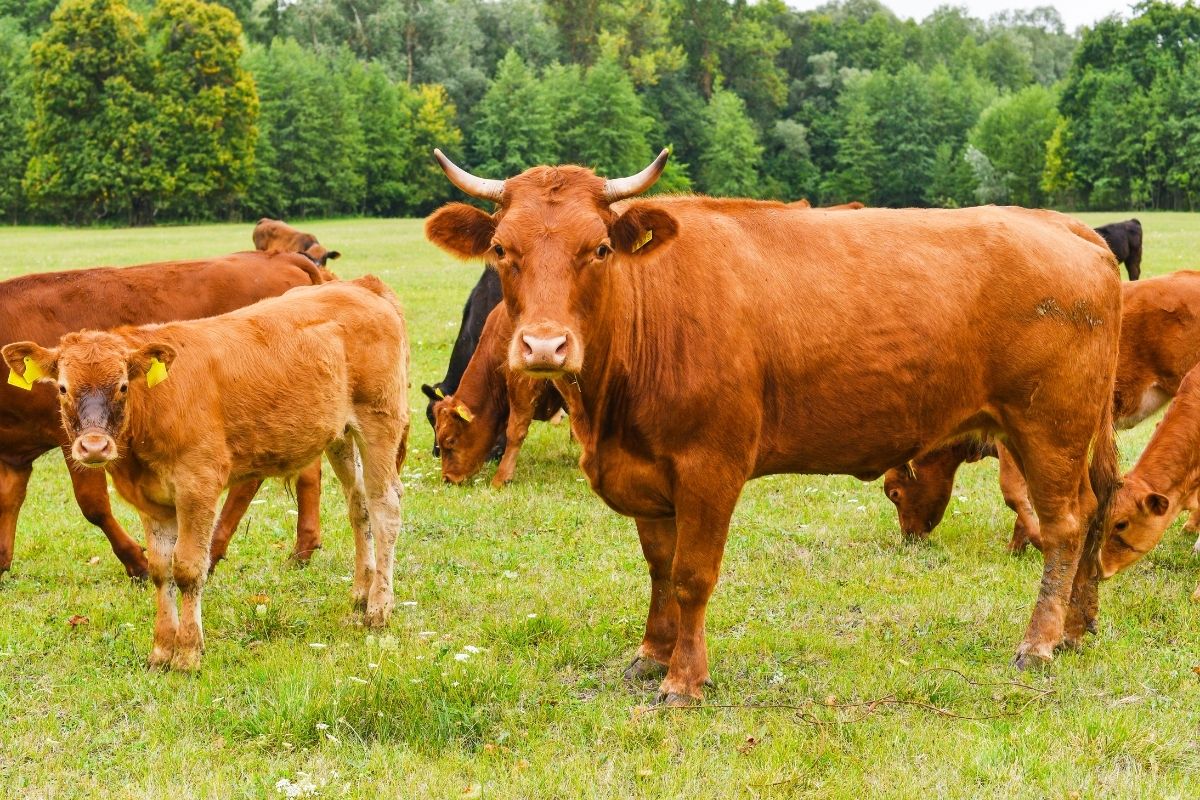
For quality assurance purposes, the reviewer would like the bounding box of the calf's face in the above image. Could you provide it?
[3,333,175,467]
[882,459,956,541]
[432,396,496,484]
[1099,475,1172,578]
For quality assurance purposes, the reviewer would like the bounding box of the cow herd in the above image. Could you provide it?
[0,147,1187,707]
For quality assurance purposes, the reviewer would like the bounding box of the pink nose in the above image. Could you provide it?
[521,334,568,370]
[74,433,115,465]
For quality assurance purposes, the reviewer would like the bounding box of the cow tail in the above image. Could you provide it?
[1086,401,1120,562]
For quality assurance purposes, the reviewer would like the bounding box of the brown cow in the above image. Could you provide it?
[885,270,1200,551]
[253,218,341,266]
[425,149,1121,703]
[433,304,566,487]
[1099,365,1200,595]
[0,252,330,579]
[2,276,409,671]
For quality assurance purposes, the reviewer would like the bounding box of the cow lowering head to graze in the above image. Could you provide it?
[1094,219,1142,281]
[2,276,409,672]
[433,303,565,487]
[883,439,996,540]
[426,149,1122,704]
[253,217,342,268]
[0,251,330,580]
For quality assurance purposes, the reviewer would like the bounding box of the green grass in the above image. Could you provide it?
[2,212,1199,798]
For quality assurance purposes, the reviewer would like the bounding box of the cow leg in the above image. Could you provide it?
[0,461,33,577]
[325,438,374,610]
[354,416,406,628]
[624,516,678,682]
[64,452,148,578]
[656,485,740,706]
[997,442,1041,555]
[291,460,323,562]
[208,479,263,572]
[144,513,179,669]
[170,489,219,672]
[492,398,535,488]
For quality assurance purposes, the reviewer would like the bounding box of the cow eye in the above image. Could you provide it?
[1113,520,1129,533]
[493,244,505,259]
[595,244,611,259]
[118,384,128,394]
[58,384,67,395]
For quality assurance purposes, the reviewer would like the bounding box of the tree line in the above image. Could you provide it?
[0,0,1196,225]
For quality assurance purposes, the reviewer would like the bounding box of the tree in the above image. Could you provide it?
[24,0,162,224]
[146,0,258,220]
[822,83,880,204]
[0,18,31,221]
[468,50,557,177]
[698,87,763,197]
[559,58,655,176]
[970,85,1058,206]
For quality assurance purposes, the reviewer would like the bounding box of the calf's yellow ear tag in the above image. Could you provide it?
[455,404,474,422]
[632,229,653,252]
[146,357,168,388]
[7,356,43,391]
[434,387,445,398]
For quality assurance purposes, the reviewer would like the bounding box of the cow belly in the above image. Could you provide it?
[581,443,674,519]
[1116,385,1172,429]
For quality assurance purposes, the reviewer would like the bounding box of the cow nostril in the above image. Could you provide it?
[554,338,568,357]
[521,336,535,356]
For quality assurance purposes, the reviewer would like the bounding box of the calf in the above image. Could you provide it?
[433,304,565,487]
[420,269,503,455]
[886,270,1200,550]
[1094,219,1142,281]
[3,276,409,671]
[253,218,342,267]
[1099,365,1200,595]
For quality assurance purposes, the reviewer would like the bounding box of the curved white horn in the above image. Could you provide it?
[433,148,505,202]
[603,148,671,202]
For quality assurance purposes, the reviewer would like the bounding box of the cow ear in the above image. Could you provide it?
[326,250,341,261]
[426,203,496,259]
[421,383,443,401]
[2,341,58,387]
[611,204,679,257]
[127,342,176,381]
[1141,491,1170,517]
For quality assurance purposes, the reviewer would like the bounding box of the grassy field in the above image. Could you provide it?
[2,212,1199,798]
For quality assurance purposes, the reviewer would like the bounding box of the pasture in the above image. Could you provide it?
[2,213,1199,798]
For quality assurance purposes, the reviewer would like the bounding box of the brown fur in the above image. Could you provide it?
[427,158,1122,700]
[3,276,409,671]
[0,251,330,579]
[253,218,341,267]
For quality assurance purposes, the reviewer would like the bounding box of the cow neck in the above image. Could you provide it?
[454,342,508,421]
[1129,381,1200,503]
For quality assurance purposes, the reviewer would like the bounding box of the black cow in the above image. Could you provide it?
[421,268,503,456]
[1094,219,1142,281]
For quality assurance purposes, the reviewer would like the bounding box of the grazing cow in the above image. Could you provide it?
[433,304,566,487]
[425,149,1121,703]
[421,269,503,456]
[886,270,1200,551]
[1099,365,1200,595]
[0,252,329,579]
[1094,219,1142,281]
[2,276,409,671]
[253,218,342,267]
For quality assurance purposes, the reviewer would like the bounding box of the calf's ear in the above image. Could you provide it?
[1141,491,1170,517]
[611,204,679,257]
[2,341,58,388]
[426,203,496,259]
[127,342,177,381]
[325,250,342,261]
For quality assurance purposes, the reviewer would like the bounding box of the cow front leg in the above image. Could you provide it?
[64,452,148,578]
[170,491,218,672]
[291,460,323,562]
[997,442,1040,555]
[144,514,179,669]
[625,516,678,682]
[492,397,535,488]
[0,460,33,577]
[209,478,263,573]
[656,486,739,706]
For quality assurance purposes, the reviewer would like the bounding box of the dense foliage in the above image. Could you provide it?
[0,0,1196,223]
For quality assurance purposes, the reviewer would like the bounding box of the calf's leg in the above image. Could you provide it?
[997,442,1040,555]
[325,438,374,609]
[492,396,535,488]
[64,452,148,578]
[170,489,219,672]
[625,516,679,681]
[144,514,180,669]
[291,461,323,561]
[208,478,263,571]
[0,461,33,577]
[355,415,407,628]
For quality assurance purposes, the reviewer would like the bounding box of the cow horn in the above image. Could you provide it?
[433,148,505,202]
[603,148,671,202]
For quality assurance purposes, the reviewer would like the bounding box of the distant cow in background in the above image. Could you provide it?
[421,268,503,456]
[253,218,342,267]
[1094,219,1142,280]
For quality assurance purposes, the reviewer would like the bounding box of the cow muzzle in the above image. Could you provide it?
[72,431,117,466]
[512,323,581,377]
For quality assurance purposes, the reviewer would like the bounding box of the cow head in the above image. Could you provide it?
[3,333,175,467]
[424,149,678,379]
[299,236,342,268]
[431,394,502,484]
[883,458,957,541]
[1099,474,1172,578]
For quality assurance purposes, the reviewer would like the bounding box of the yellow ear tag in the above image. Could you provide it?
[455,404,474,422]
[145,357,168,388]
[632,229,653,252]
[434,386,445,398]
[7,356,43,391]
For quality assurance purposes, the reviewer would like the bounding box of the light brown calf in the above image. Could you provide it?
[253,218,341,266]
[434,304,566,487]
[2,276,408,671]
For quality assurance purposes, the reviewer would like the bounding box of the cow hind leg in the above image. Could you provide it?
[997,442,1040,555]
[0,460,33,577]
[625,517,679,682]
[325,437,374,610]
[208,479,263,573]
[65,452,148,579]
[291,460,323,562]
[353,414,407,628]
[144,514,180,669]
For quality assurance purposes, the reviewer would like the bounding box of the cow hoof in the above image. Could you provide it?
[1012,644,1053,671]
[624,656,668,682]
[289,548,319,565]
[364,607,392,629]
[351,591,369,611]
[147,647,173,670]
[170,648,202,673]
[654,691,701,707]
